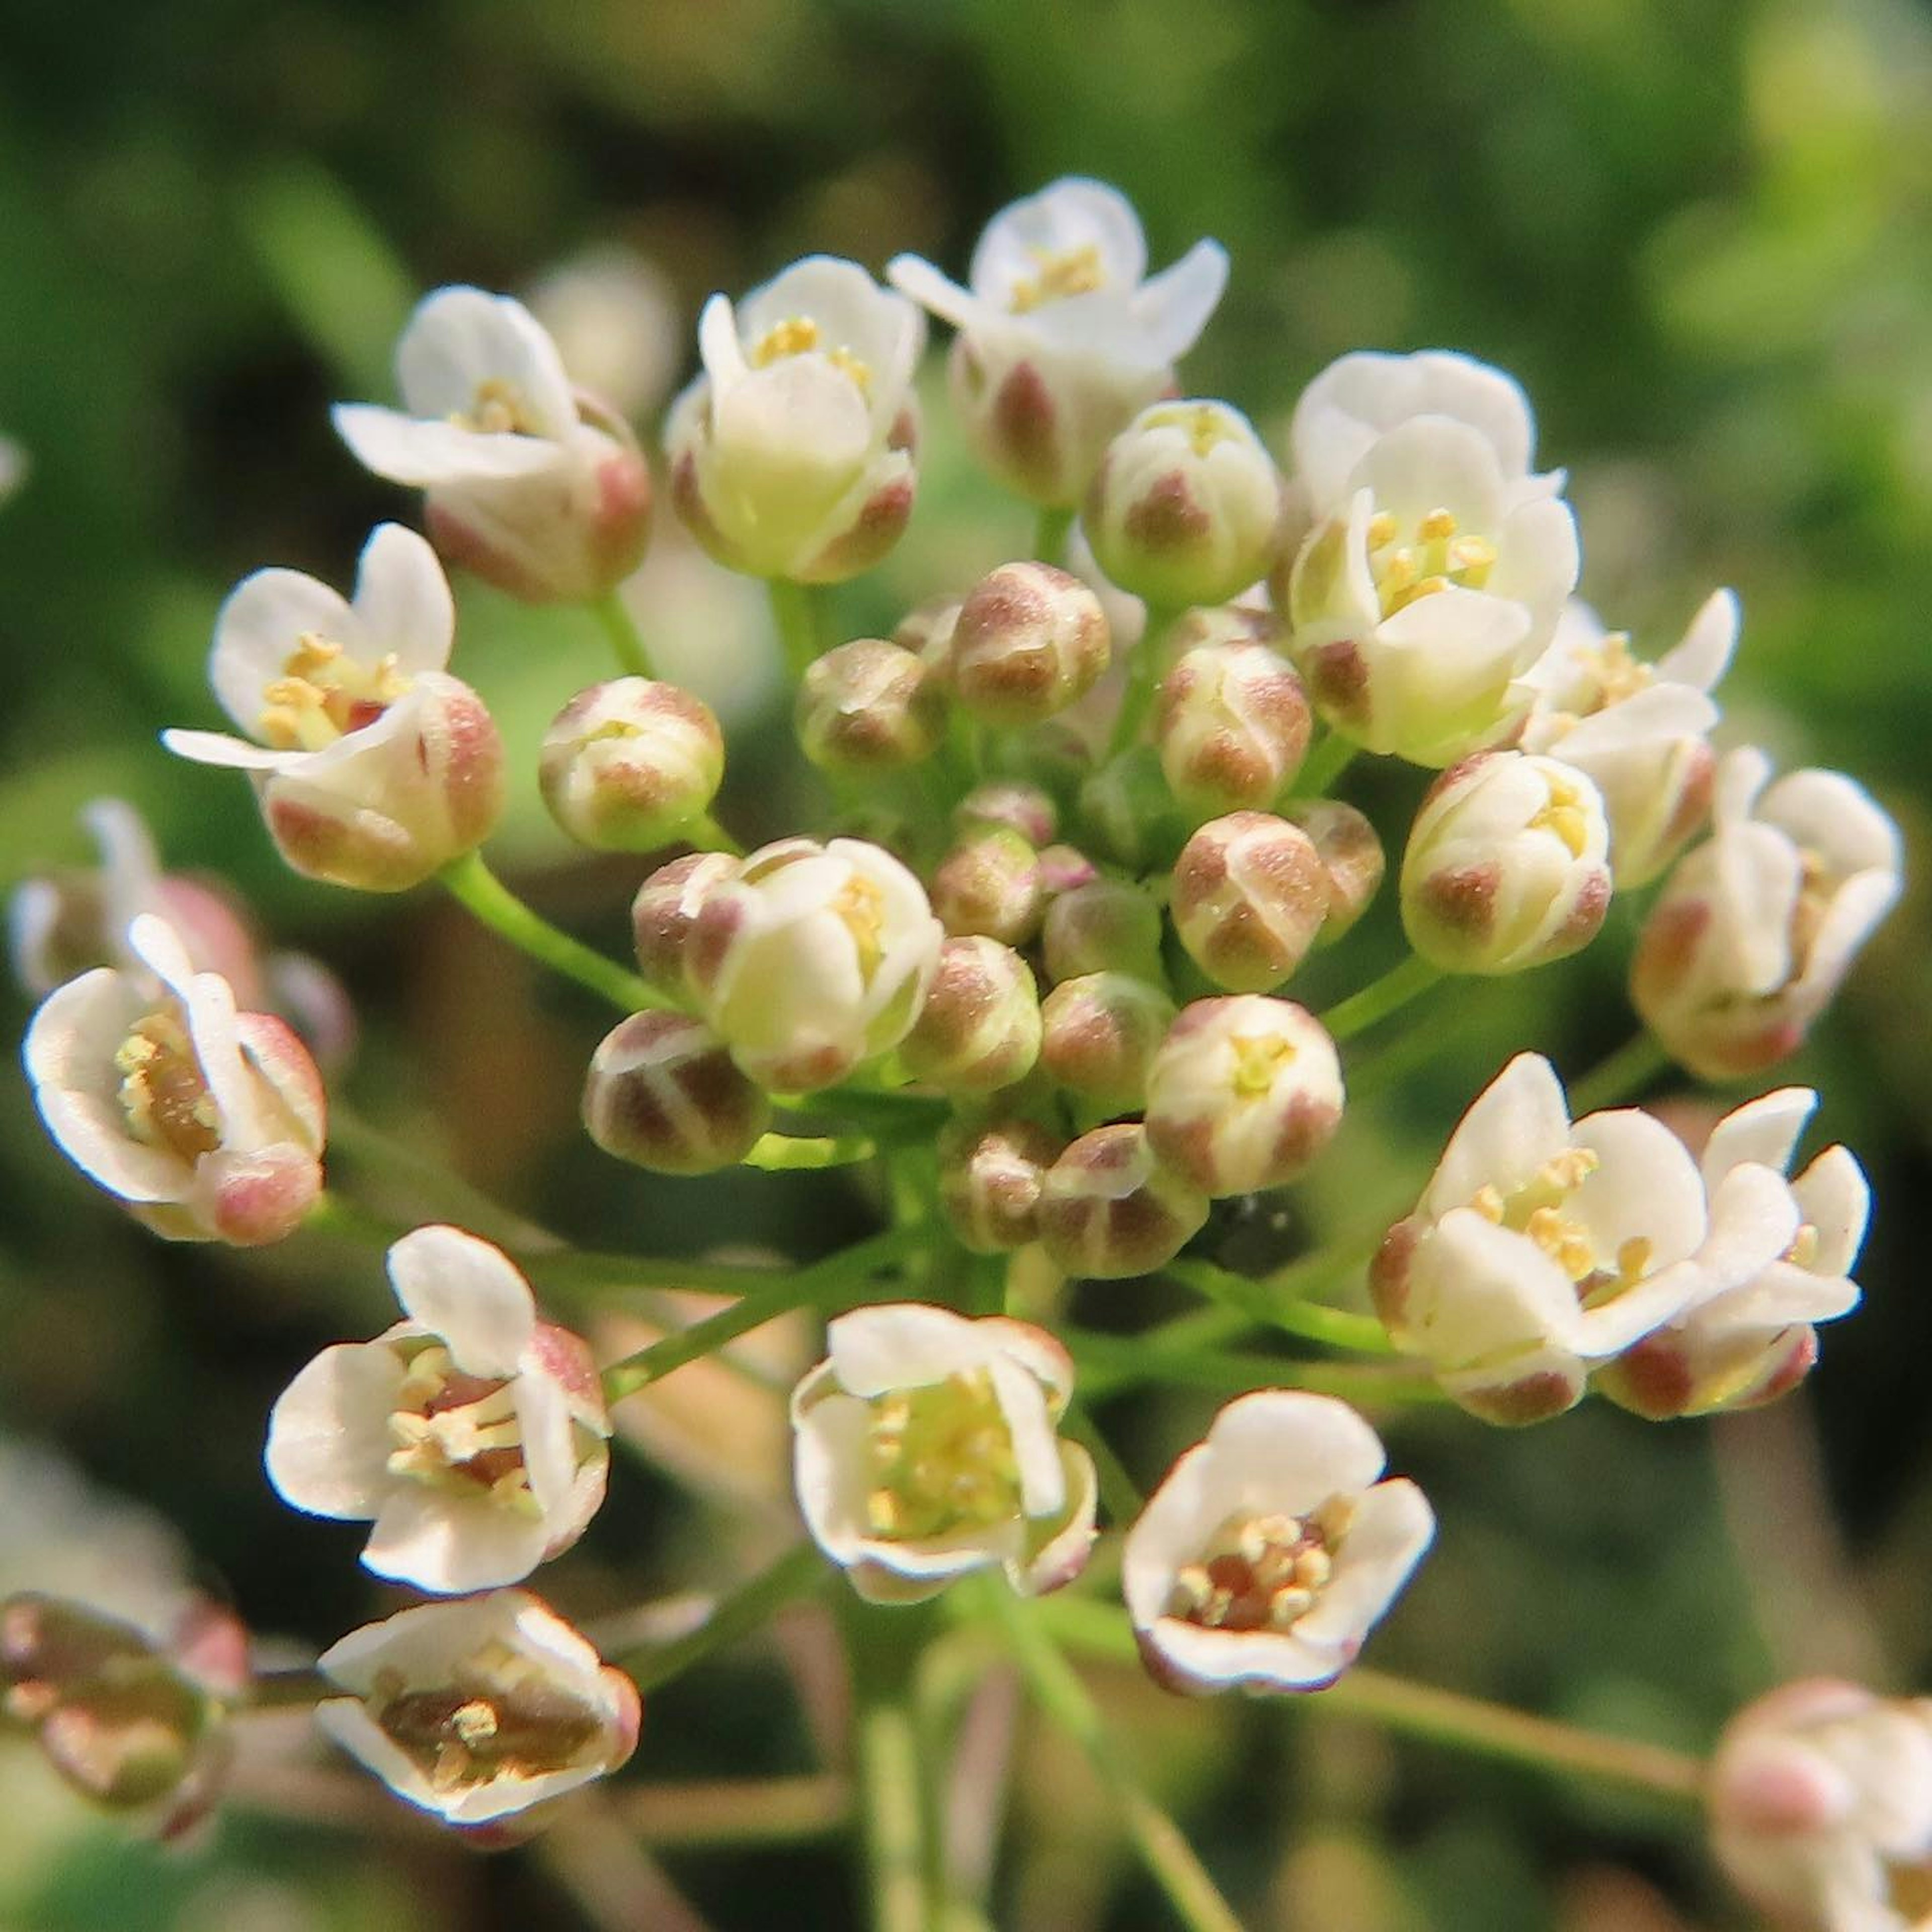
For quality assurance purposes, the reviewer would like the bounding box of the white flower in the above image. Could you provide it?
[1124,1391,1433,1695]
[23,914,326,1247]
[265,1226,610,1594]
[665,257,924,585]
[1519,590,1735,887]
[684,837,943,1093]
[334,287,652,603]
[1370,1053,1800,1424]
[1709,1678,1932,1932]
[1632,748,1903,1081]
[1601,1088,1867,1419]
[890,178,1228,507]
[316,1590,639,1831]
[162,525,504,893]
[791,1304,1098,1603]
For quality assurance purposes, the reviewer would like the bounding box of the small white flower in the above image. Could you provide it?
[1124,1391,1433,1695]
[791,1304,1098,1603]
[1371,1054,1800,1424]
[1632,747,1903,1081]
[316,1590,640,1831]
[890,178,1229,507]
[665,257,924,584]
[1709,1678,1932,1932]
[266,1226,610,1595]
[23,914,326,1247]
[1601,1088,1867,1419]
[163,526,504,893]
[335,287,652,603]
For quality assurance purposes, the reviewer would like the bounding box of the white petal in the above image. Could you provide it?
[513,1370,576,1519]
[1694,1162,1806,1298]
[696,292,748,389]
[826,1303,979,1397]
[1202,1389,1388,1506]
[1130,239,1230,363]
[1293,1478,1435,1649]
[386,1225,535,1376]
[210,567,359,736]
[315,1699,440,1814]
[161,728,302,772]
[361,1485,550,1593]
[886,254,980,334]
[988,1354,1065,1521]
[265,1342,407,1518]
[1143,1616,1342,1693]
[970,178,1147,304]
[1792,1146,1870,1279]
[792,1386,875,1566]
[332,404,564,487]
[1412,1211,1587,1362]
[1759,769,1903,882]
[1424,1054,1572,1218]
[1701,1089,1816,1189]
[1656,588,1739,692]
[350,524,455,675]
[393,286,576,437]
[1121,1438,1219,1627]
[1569,1108,1708,1267]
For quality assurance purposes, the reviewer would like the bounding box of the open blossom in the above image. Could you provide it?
[1125,1392,1434,1695]
[266,1226,609,1595]
[791,1305,1097,1603]
[316,1591,639,1832]
[24,914,325,1246]
[666,257,924,585]
[162,525,504,893]
[334,286,652,603]
[1371,1054,1801,1424]
[1709,1679,1932,1932]
[889,177,1228,507]
[1519,591,1734,888]
[1633,748,1903,1081]
[1600,1089,1867,1420]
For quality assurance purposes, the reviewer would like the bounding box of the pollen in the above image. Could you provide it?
[455,376,543,437]
[114,1010,220,1162]
[1530,775,1593,858]
[1366,504,1498,618]
[836,874,890,983]
[863,1369,1021,1541]
[384,1346,540,1513]
[1167,1498,1355,1633]
[257,632,411,752]
[1010,243,1105,313]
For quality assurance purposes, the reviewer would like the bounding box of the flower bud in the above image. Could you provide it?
[1282,799,1385,944]
[1171,812,1330,993]
[1037,1123,1209,1279]
[1400,752,1611,975]
[797,639,946,773]
[901,937,1042,1091]
[1038,842,1102,897]
[1144,997,1344,1196]
[937,1116,1064,1253]
[931,826,1044,945]
[1079,747,1184,872]
[955,780,1058,848]
[631,851,738,997]
[1040,972,1177,1113]
[893,594,962,668]
[1154,638,1312,815]
[1086,400,1285,608]
[583,1011,772,1173]
[947,562,1111,727]
[1042,878,1166,985]
[539,678,723,851]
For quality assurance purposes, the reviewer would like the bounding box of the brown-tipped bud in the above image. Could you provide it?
[1144,996,1344,1196]
[901,937,1043,1091]
[893,594,963,670]
[1038,843,1101,896]
[955,781,1059,849]
[1401,752,1612,975]
[631,851,739,997]
[937,1116,1064,1253]
[1171,811,1330,993]
[1155,640,1312,815]
[948,562,1111,726]
[796,639,947,773]
[1085,400,1286,609]
[1079,747,1183,872]
[1039,971,1177,1113]
[1161,603,1288,660]
[583,1011,772,1174]
[1042,879,1166,985]
[539,678,723,851]
[1284,799,1386,944]
[931,826,1044,945]
[1037,1123,1210,1279]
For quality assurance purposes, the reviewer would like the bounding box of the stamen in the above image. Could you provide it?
[114,1010,220,1162]
[863,1370,1020,1541]
[255,633,411,751]
[1166,1501,1351,1634]
[1009,244,1104,313]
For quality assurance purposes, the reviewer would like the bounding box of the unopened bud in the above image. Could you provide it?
[1039,972,1177,1113]
[901,938,1043,1091]
[1079,747,1184,872]
[938,1116,1064,1253]
[1283,799,1385,944]
[1038,1123,1209,1279]
[1155,638,1313,815]
[583,1011,772,1174]
[947,563,1111,727]
[797,640,946,773]
[894,594,963,669]
[1401,752,1611,975]
[955,781,1058,849]
[1171,812,1330,992]
[1042,878,1166,985]
[631,851,738,998]
[931,827,1044,945]
[540,679,723,851]
[1037,843,1102,897]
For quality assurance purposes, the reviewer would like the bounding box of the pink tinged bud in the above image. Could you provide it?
[539,678,723,851]
[1039,972,1178,1114]
[1400,752,1612,975]
[931,826,1045,945]
[1155,639,1313,816]
[1038,842,1102,897]
[1042,878,1166,985]
[901,937,1043,1092]
[631,850,739,998]
[1171,812,1330,993]
[797,640,947,773]
[937,1116,1065,1253]
[947,563,1112,727]
[894,594,963,670]
[1038,1122,1209,1279]
[955,780,1059,849]
[1283,799,1385,944]
[1144,997,1344,1197]
[1086,400,1286,609]
[583,1011,772,1174]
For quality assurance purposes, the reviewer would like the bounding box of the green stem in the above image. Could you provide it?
[302,1189,410,1252]
[1290,731,1359,799]
[1106,617,1175,762]
[1568,1031,1673,1117]
[769,577,834,682]
[589,590,655,680]
[1064,1330,1442,1405]
[1032,505,1075,568]
[741,1131,878,1172]
[1320,953,1444,1044]
[1168,1258,1394,1356]
[440,850,665,1013]
[621,1544,828,1693]
[1062,1402,1144,1524]
[1078,1303,1255,1398]
[844,1599,938,1932]
[688,813,744,857]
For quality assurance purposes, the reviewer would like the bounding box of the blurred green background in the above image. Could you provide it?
[4,0,1931,1926]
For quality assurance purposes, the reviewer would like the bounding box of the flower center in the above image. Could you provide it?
[1469,1149,1654,1297]
[863,1369,1021,1541]
[749,316,873,397]
[835,874,890,984]
[1009,244,1104,313]
[385,1346,540,1515]
[1364,506,1498,619]
[373,1651,606,1794]
[453,376,545,436]
[257,633,411,752]
[1577,634,1653,709]
[1529,771,1593,858]
[114,1009,220,1162]
[1229,1029,1294,1098]
[1167,1496,1357,1633]
[1142,403,1237,458]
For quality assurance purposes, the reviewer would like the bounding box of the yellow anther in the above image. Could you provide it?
[752,316,823,365]
[451,1700,499,1747]
[1786,1225,1820,1269]
[828,346,873,396]
[1447,535,1498,587]
[1579,634,1653,708]
[1009,244,1104,314]
[1365,510,1398,550]
[1524,1205,1596,1282]
[456,376,542,436]
[114,1011,220,1162]
[1614,1235,1654,1286]
[1418,507,1458,542]
[255,633,410,751]
[1539,1147,1599,1194]
[1532,802,1591,859]
[863,1370,1020,1542]
[1366,508,1501,620]
[836,874,889,983]
[1229,1030,1294,1098]
[1470,1183,1506,1224]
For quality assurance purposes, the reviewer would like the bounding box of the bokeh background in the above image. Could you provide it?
[3,1,1931,1926]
